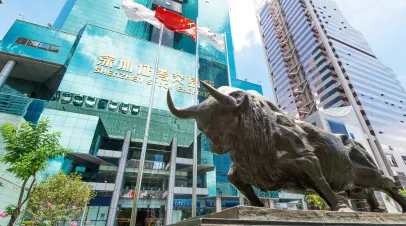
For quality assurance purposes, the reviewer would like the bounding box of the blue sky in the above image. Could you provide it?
[1,0,406,101]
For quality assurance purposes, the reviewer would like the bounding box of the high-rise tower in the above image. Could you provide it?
[256,0,406,188]
[0,0,269,225]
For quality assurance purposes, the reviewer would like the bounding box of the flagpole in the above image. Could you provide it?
[191,17,199,218]
[129,24,164,226]
[224,32,232,87]
[223,32,243,206]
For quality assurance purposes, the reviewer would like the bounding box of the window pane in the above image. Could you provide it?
[327,120,349,136]
[97,206,109,221]
[386,154,398,167]
[38,42,50,50]
[86,206,99,220]
[15,37,28,45]
[26,39,40,48]
[49,45,60,53]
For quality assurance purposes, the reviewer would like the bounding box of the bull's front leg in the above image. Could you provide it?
[228,163,264,207]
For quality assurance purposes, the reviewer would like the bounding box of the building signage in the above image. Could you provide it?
[121,189,168,199]
[173,199,201,207]
[173,199,248,208]
[94,54,215,98]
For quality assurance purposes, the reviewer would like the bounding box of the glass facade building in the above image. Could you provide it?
[257,0,406,189]
[0,0,306,225]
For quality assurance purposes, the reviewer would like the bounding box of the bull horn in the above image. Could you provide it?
[201,81,237,107]
[167,90,199,119]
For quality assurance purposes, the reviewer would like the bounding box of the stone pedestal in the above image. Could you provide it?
[169,206,406,226]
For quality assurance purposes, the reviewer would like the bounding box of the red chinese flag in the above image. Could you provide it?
[155,6,196,40]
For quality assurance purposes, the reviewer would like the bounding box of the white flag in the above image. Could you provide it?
[122,0,162,29]
[197,27,226,52]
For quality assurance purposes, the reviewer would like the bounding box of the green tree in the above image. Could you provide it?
[0,118,71,226]
[27,172,95,226]
[305,194,329,210]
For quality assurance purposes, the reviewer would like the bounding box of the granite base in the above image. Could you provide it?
[169,206,406,226]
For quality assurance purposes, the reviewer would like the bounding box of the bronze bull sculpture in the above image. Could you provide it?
[167,82,406,212]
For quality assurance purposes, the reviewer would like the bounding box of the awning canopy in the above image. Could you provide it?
[68,152,116,167]
[0,52,63,83]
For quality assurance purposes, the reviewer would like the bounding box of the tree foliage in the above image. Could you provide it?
[305,194,329,210]
[27,172,96,225]
[0,118,71,226]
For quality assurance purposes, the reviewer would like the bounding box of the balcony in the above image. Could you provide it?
[97,149,122,159]
[127,159,166,170]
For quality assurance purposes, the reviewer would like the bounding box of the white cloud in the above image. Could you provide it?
[229,0,263,51]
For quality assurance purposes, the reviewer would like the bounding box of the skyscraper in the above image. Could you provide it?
[256,0,406,188]
[0,0,279,225]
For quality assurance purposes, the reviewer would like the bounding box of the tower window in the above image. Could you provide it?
[386,154,398,167]
[397,172,406,176]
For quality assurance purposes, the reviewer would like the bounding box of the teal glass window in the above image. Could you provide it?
[15,37,28,45]
[14,36,61,53]
[27,39,40,48]
[49,45,60,53]
[38,43,50,50]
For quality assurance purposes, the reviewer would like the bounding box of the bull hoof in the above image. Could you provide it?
[371,207,386,213]
[336,203,354,212]
[338,207,355,212]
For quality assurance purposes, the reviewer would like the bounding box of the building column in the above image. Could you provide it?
[302,198,308,210]
[239,193,244,206]
[268,199,275,208]
[216,196,221,212]
[0,60,16,88]
[165,137,177,226]
[106,130,132,226]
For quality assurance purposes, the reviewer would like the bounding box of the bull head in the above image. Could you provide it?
[167,81,249,119]
[167,81,249,154]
